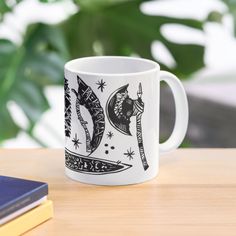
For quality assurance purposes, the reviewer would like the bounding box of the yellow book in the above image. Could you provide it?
[0,200,53,236]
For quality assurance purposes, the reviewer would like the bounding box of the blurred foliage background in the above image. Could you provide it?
[0,0,235,147]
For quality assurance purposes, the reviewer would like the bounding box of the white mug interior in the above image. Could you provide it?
[65,56,159,75]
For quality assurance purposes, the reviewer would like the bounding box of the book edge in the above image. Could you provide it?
[0,196,47,225]
[0,182,48,219]
[0,200,53,236]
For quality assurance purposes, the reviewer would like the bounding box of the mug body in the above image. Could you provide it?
[64,56,160,185]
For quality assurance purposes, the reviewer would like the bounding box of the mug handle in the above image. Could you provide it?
[159,71,189,154]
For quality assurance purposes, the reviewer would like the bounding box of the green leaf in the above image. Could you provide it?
[74,0,132,10]
[0,105,20,142]
[0,1,12,17]
[11,80,50,123]
[62,0,204,78]
[207,11,223,23]
[39,0,62,2]
[0,24,68,142]
[221,0,236,35]
[0,0,22,18]
[0,0,206,145]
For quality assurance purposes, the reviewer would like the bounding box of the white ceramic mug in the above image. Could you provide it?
[64,56,188,185]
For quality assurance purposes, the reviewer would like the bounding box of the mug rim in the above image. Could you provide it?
[64,56,160,77]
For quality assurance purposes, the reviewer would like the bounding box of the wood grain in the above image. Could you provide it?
[0,149,236,236]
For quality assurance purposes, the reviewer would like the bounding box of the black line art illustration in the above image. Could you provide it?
[135,83,149,170]
[104,143,115,155]
[71,76,105,154]
[106,83,149,171]
[106,131,114,139]
[65,148,132,175]
[124,147,135,160]
[64,77,71,137]
[72,133,81,149]
[96,79,106,92]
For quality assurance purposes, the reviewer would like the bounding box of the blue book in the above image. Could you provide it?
[0,176,48,221]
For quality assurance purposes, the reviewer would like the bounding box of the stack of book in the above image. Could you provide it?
[0,175,53,235]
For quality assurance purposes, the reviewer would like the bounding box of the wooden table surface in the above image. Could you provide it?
[1,149,236,236]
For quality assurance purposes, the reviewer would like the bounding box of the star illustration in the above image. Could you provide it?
[72,133,82,149]
[106,131,114,139]
[124,148,135,160]
[96,79,106,92]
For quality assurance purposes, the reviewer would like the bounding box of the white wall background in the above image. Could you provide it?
[1,0,236,147]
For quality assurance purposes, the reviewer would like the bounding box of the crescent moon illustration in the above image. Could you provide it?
[65,148,132,174]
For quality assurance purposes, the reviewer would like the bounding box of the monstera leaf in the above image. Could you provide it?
[0,0,206,145]
[0,24,68,143]
[62,0,204,78]
[0,0,22,17]
[0,2,12,16]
